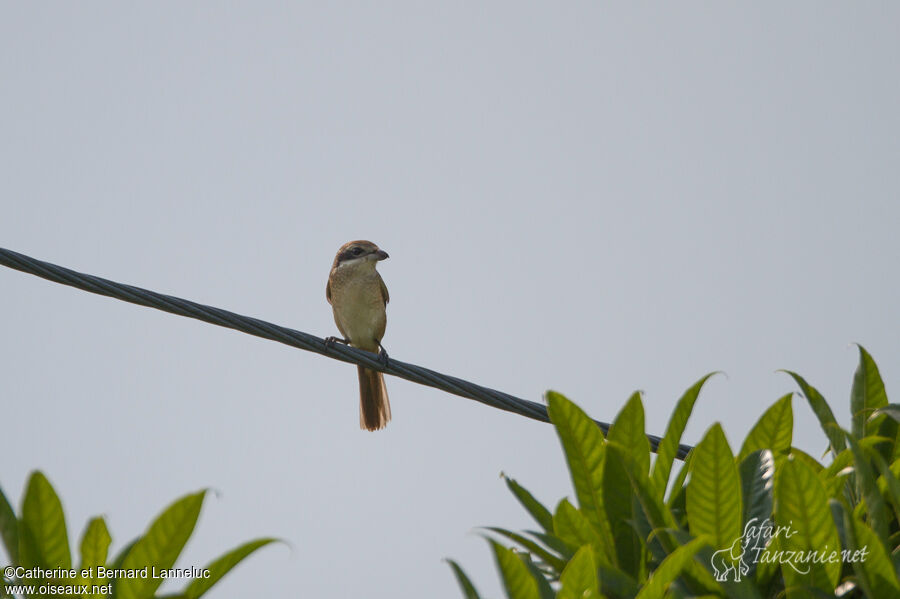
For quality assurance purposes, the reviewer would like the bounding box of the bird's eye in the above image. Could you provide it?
[352,247,363,256]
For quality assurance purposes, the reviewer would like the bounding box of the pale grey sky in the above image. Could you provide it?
[1,3,898,598]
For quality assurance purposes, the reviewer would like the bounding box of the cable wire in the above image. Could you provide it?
[0,246,692,459]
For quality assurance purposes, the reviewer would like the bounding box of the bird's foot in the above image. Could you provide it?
[324,336,349,350]
[376,343,389,367]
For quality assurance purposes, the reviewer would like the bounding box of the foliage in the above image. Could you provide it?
[0,472,277,599]
[449,345,900,598]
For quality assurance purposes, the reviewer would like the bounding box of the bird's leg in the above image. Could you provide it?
[324,336,349,350]
[375,340,389,367]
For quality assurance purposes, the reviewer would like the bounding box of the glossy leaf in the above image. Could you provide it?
[874,456,900,524]
[546,392,615,557]
[842,504,900,597]
[489,540,541,599]
[786,448,825,475]
[77,517,111,597]
[845,433,890,542]
[608,391,651,477]
[552,499,602,554]
[871,405,900,462]
[782,371,845,457]
[666,450,693,509]
[520,552,555,599]
[635,538,707,599]
[482,528,565,573]
[446,559,482,599]
[595,563,640,598]
[117,490,206,599]
[738,395,793,461]
[646,529,734,598]
[184,538,279,598]
[503,475,554,534]
[872,404,900,424]
[739,450,774,536]
[687,424,741,550]
[558,545,601,599]
[774,456,840,592]
[604,392,647,576]
[527,531,573,561]
[607,442,679,554]
[851,344,888,439]
[19,471,71,570]
[107,535,140,598]
[651,374,716,497]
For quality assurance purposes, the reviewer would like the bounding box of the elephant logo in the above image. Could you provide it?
[710,536,751,582]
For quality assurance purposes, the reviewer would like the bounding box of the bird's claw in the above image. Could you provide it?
[324,336,349,350]
[377,345,389,367]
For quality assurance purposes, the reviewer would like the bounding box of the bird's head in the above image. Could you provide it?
[333,240,389,269]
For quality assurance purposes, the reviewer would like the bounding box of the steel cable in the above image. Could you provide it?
[0,247,692,459]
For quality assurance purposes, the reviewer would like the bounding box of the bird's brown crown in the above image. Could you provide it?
[332,240,387,268]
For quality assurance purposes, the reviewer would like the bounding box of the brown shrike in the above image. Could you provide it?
[326,240,391,431]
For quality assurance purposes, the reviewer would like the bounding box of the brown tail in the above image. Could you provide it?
[357,366,391,431]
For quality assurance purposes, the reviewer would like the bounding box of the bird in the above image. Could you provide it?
[326,240,392,431]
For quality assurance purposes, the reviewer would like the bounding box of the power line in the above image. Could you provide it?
[0,247,692,459]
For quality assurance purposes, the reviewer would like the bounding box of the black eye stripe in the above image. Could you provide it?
[338,247,366,262]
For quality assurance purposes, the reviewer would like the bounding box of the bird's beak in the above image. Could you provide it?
[375,249,389,261]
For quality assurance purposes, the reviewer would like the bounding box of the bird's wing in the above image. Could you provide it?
[379,273,389,305]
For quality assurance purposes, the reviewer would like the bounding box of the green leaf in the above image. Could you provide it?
[608,391,651,477]
[546,392,615,559]
[117,490,206,599]
[184,538,279,598]
[651,374,717,497]
[739,450,774,536]
[0,486,17,566]
[874,455,900,525]
[110,537,140,569]
[640,528,734,598]
[552,499,603,555]
[782,371,845,457]
[604,392,647,576]
[527,531,573,560]
[872,404,900,423]
[786,448,825,474]
[851,344,888,439]
[107,536,140,598]
[19,471,72,572]
[482,528,565,574]
[871,406,900,462]
[841,503,900,597]
[489,540,541,599]
[686,424,742,550]
[845,433,890,542]
[520,553,555,599]
[606,442,679,555]
[774,456,841,592]
[77,517,111,597]
[738,394,793,461]
[828,499,850,558]
[446,559,482,599]
[558,545,602,599]
[502,476,554,533]
[666,450,693,510]
[595,563,640,598]
[630,490,663,562]
[822,447,854,480]
[635,538,707,599]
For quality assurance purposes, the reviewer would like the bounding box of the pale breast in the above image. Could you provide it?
[330,271,387,352]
